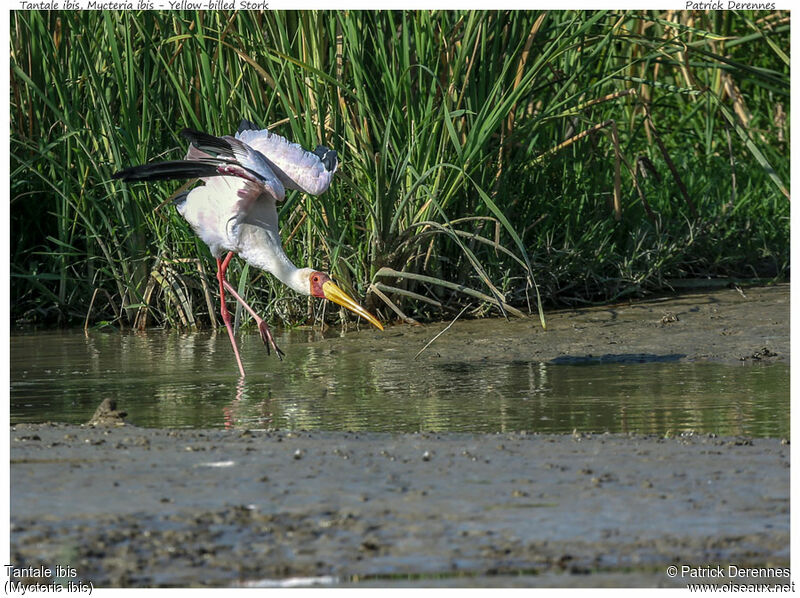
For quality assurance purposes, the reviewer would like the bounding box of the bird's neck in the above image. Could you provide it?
[237,228,310,296]
[269,257,309,296]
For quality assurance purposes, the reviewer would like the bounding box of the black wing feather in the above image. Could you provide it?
[237,119,260,134]
[180,128,236,158]
[112,160,223,182]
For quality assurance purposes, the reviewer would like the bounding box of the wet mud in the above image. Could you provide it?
[9,285,790,587]
[354,284,789,365]
[10,425,789,587]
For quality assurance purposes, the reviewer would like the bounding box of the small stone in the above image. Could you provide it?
[87,398,128,427]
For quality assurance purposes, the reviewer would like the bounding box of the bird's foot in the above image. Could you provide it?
[258,320,285,360]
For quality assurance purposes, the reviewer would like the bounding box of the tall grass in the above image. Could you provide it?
[11,10,789,329]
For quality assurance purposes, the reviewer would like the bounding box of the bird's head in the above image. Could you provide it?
[304,270,383,331]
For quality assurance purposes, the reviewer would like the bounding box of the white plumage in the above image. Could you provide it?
[177,174,310,295]
[235,127,337,195]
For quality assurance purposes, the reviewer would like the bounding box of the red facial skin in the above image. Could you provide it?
[309,272,331,298]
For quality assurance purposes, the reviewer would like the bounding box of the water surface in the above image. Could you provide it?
[10,329,788,437]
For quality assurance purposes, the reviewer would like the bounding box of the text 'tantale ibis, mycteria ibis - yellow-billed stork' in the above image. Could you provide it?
[113,120,383,377]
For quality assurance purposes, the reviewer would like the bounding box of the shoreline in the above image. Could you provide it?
[12,283,790,369]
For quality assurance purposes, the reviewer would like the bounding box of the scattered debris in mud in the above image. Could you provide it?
[86,398,128,427]
[10,424,789,587]
[742,347,780,362]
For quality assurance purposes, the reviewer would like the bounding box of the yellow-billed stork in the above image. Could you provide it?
[113,120,383,376]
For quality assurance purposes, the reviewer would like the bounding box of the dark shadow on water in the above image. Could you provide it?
[549,353,686,365]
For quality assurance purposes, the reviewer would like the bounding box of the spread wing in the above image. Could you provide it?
[114,125,336,200]
[235,121,338,196]
[114,129,286,202]
[179,129,286,202]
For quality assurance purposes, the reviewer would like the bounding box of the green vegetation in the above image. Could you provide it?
[11,10,789,330]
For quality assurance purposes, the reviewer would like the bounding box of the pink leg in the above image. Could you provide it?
[222,279,284,360]
[216,252,246,377]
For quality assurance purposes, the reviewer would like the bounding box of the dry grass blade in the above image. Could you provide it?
[134,272,158,331]
[371,282,443,307]
[414,303,471,360]
[533,119,624,220]
[193,258,217,329]
[375,267,525,319]
[368,284,419,325]
[532,119,615,166]
[84,288,123,331]
[405,222,528,270]
[151,267,193,328]
[610,122,622,221]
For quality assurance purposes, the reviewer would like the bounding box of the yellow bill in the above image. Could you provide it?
[322,280,384,331]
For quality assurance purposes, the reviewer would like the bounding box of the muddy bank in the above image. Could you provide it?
[339,284,789,365]
[10,424,789,587]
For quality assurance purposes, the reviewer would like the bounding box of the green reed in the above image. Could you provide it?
[11,10,789,329]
